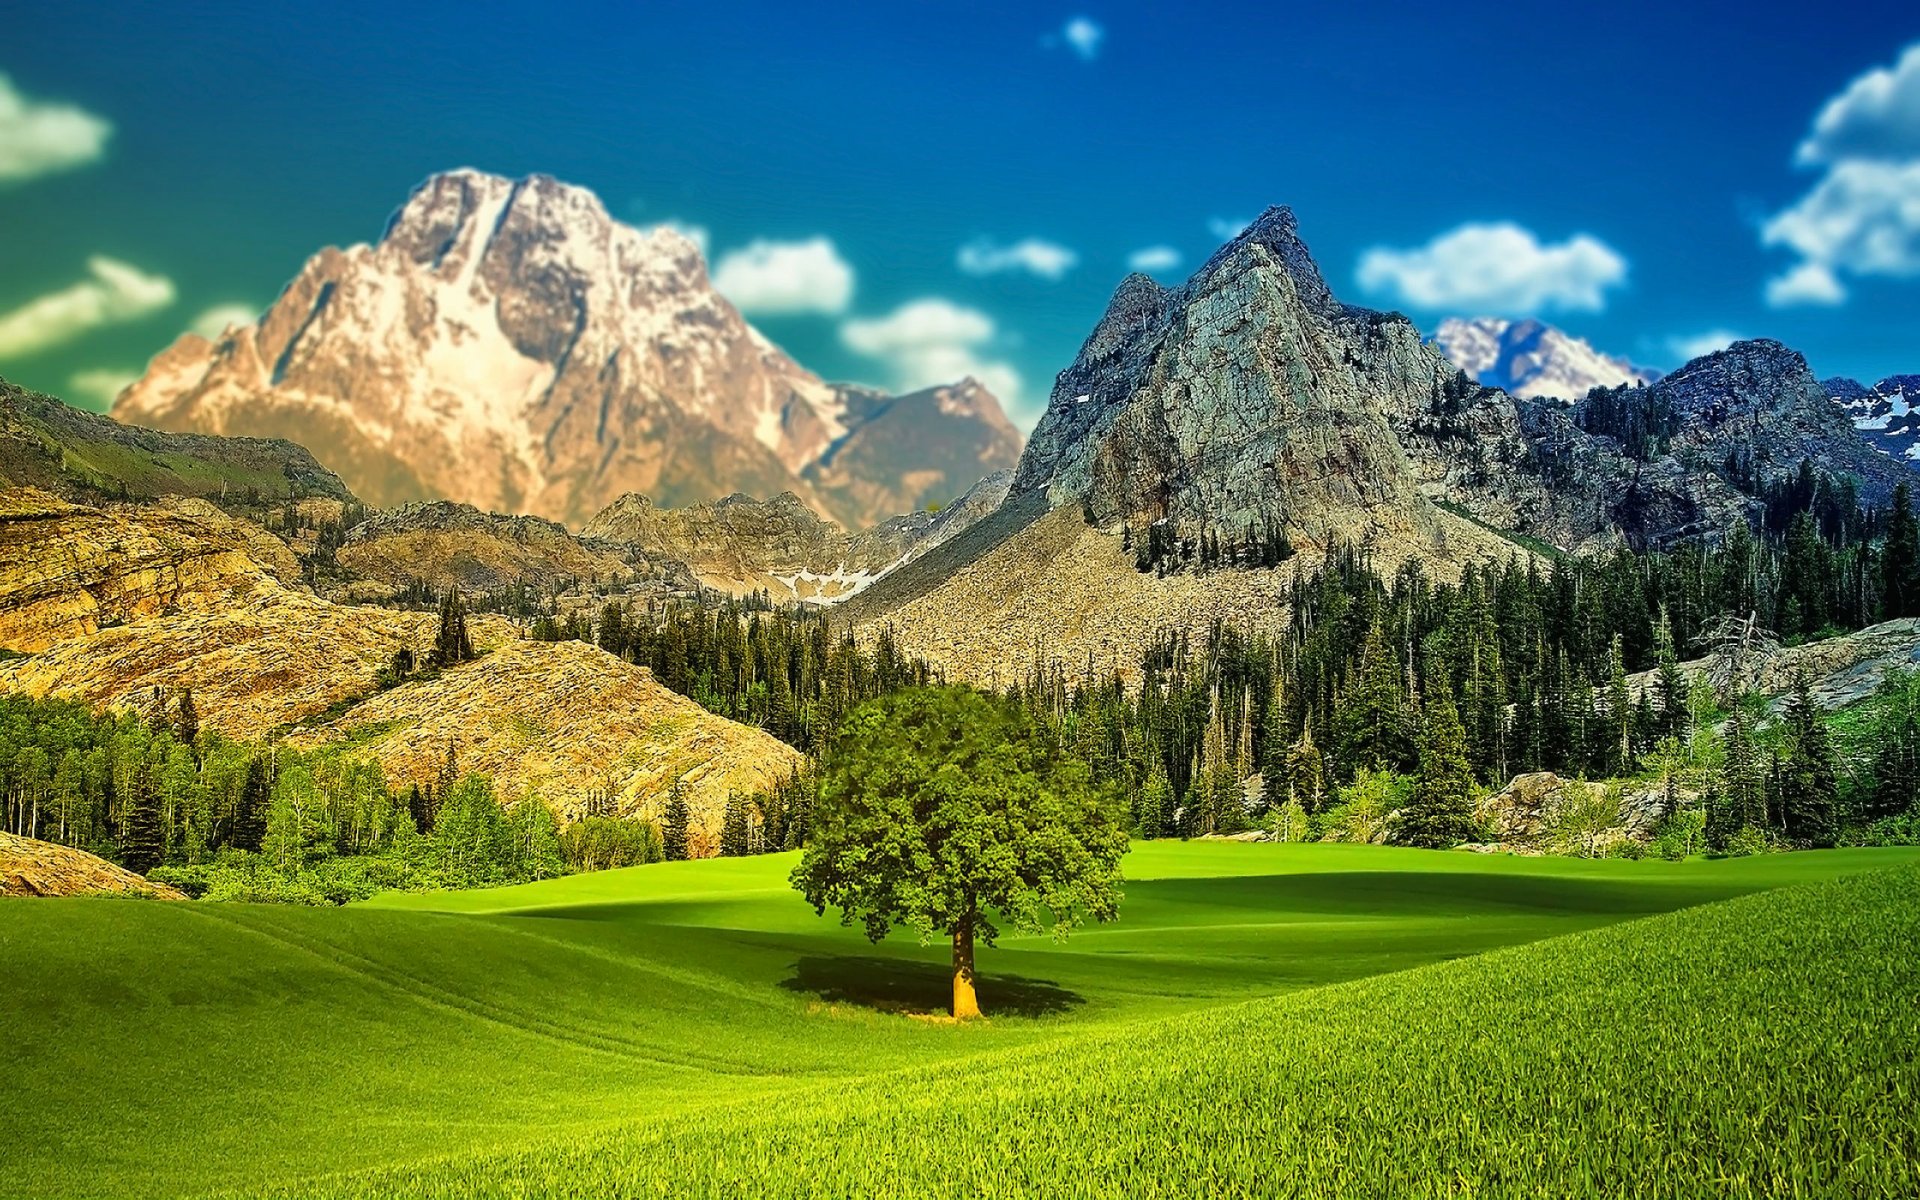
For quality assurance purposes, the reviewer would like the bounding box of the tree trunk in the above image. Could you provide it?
[951,917,981,1020]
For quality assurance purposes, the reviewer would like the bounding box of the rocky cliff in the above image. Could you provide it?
[111,169,1021,530]
[0,488,302,653]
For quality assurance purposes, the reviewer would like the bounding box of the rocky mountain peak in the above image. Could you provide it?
[111,169,1022,531]
[1432,316,1658,402]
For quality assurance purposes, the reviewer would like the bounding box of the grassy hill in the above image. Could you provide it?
[0,376,352,506]
[3,842,1915,1199]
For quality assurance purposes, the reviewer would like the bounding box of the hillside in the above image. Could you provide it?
[332,499,698,596]
[0,832,184,899]
[291,639,802,841]
[582,471,1011,603]
[0,487,301,653]
[1,844,1909,1200]
[0,374,352,506]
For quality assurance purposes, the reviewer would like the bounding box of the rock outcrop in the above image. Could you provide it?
[0,488,302,653]
[0,832,186,899]
[112,169,1021,530]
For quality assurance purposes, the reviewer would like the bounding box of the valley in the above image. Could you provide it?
[5,843,1914,1200]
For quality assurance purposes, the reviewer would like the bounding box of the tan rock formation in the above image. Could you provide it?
[0,832,185,899]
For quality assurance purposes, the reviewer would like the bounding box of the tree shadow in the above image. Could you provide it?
[781,954,1084,1018]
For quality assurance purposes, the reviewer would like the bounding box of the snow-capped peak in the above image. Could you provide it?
[1431,316,1659,403]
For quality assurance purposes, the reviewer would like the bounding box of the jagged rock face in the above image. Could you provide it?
[334,499,697,596]
[0,489,302,653]
[1432,317,1658,403]
[111,169,1020,530]
[802,378,1023,528]
[0,832,185,899]
[1013,209,1443,550]
[1590,341,1913,515]
[582,470,1012,604]
[290,639,803,849]
[1828,374,1920,466]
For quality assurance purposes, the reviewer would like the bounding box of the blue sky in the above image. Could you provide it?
[4,0,1920,426]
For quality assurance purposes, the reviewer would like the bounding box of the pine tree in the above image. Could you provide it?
[662,779,692,861]
[174,688,200,754]
[1777,671,1839,846]
[720,792,751,856]
[1136,762,1173,838]
[434,590,475,667]
[120,763,165,874]
[1396,692,1480,849]
[1883,481,1920,618]
[1285,725,1325,814]
[231,755,272,852]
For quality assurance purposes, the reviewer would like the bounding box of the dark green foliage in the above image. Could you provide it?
[232,757,272,853]
[118,764,165,874]
[432,590,475,668]
[719,793,751,856]
[1777,672,1840,847]
[661,780,692,861]
[1395,692,1481,849]
[559,816,664,872]
[792,686,1130,949]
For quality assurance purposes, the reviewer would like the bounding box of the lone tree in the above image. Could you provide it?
[1395,691,1482,849]
[791,686,1130,1019]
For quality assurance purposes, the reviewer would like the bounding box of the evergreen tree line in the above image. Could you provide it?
[0,693,658,902]
[532,598,934,754]
[1005,481,1920,850]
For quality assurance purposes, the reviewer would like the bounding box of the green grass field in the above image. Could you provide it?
[4,843,1916,1199]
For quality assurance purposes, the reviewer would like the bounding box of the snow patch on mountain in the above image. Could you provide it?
[1431,316,1658,403]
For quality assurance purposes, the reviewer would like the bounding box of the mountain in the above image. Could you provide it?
[2,374,350,507]
[333,500,698,598]
[802,378,1022,528]
[1827,374,1920,465]
[111,169,1020,530]
[1431,316,1658,403]
[581,470,1012,603]
[847,208,1917,684]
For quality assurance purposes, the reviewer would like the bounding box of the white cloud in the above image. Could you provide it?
[1666,329,1746,363]
[1208,216,1251,242]
[66,367,138,409]
[1127,245,1183,273]
[840,298,1021,411]
[1765,261,1848,308]
[191,303,257,338]
[0,74,111,185]
[1797,43,1920,166]
[1355,221,1629,314]
[1763,158,1920,307]
[711,237,853,315]
[653,220,710,260]
[1766,46,1920,307]
[0,257,175,361]
[957,237,1079,280]
[1058,17,1105,61]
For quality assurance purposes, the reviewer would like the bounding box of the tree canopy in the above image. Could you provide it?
[791,686,1129,1018]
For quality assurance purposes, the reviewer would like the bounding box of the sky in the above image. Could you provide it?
[4,0,1920,428]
